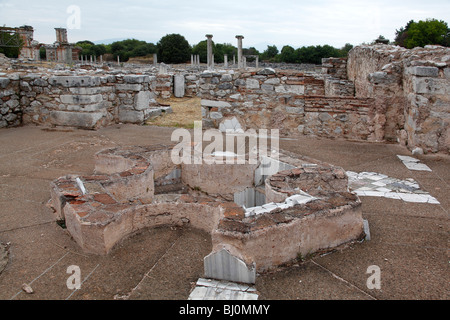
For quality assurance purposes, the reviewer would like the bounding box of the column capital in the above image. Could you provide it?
[235,35,244,39]
[205,34,213,39]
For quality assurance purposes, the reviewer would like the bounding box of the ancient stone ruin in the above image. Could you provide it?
[1,30,448,289]
[49,144,364,283]
[1,39,448,154]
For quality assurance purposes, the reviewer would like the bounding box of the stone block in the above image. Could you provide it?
[408,66,439,77]
[115,83,143,92]
[201,99,231,108]
[50,110,105,129]
[119,108,144,123]
[134,91,152,111]
[444,68,450,80]
[257,68,276,75]
[413,78,447,95]
[69,87,113,95]
[285,106,304,114]
[210,112,223,120]
[261,84,274,91]
[204,249,256,284]
[220,74,232,82]
[60,94,103,105]
[275,84,305,95]
[33,78,48,87]
[123,75,150,83]
[0,78,10,89]
[66,101,110,112]
[264,77,281,85]
[174,74,185,98]
[368,72,389,84]
[219,117,243,133]
[246,78,260,89]
[218,83,233,90]
[319,112,332,122]
[49,76,101,87]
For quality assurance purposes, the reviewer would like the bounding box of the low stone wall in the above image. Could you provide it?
[0,77,21,128]
[200,68,375,139]
[0,72,172,129]
[2,44,448,153]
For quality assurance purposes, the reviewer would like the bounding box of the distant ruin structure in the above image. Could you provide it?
[0,25,80,63]
[44,28,80,63]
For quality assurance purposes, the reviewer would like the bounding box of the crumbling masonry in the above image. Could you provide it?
[1,39,448,285]
[1,44,448,154]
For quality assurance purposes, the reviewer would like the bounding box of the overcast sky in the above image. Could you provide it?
[1,0,449,51]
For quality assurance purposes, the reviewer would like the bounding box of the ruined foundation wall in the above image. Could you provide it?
[200,68,375,140]
[347,45,450,153]
[0,73,164,129]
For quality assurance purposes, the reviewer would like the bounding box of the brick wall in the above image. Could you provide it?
[200,68,376,140]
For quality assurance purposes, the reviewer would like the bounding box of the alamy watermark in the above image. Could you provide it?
[366,265,381,290]
[170,121,280,166]
[66,265,81,290]
[66,5,81,30]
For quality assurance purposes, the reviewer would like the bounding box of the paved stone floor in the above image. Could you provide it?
[0,124,448,300]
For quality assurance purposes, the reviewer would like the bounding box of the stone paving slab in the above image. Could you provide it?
[347,171,440,204]
[397,155,432,171]
[188,278,258,300]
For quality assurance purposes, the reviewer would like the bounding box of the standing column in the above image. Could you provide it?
[206,34,213,70]
[224,54,228,68]
[191,54,194,65]
[153,53,157,66]
[236,35,244,69]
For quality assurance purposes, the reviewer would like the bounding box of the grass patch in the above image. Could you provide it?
[146,96,202,129]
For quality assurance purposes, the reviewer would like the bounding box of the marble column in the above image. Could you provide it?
[236,35,244,69]
[206,34,213,70]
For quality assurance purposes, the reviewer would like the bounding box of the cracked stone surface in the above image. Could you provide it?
[347,171,440,204]
[188,278,258,300]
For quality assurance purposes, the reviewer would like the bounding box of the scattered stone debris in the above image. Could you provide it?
[21,283,34,294]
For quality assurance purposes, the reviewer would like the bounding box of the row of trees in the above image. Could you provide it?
[394,19,449,48]
[74,35,353,65]
[3,18,448,62]
[74,18,447,65]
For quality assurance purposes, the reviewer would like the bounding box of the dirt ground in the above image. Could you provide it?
[0,117,448,302]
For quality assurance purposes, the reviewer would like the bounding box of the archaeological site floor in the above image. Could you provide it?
[0,124,448,300]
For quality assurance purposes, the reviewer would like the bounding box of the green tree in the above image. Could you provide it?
[192,40,209,63]
[215,43,236,63]
[339,43,354,57]
[279,45,296,63]
[260,45,279,61]
[395,20,415,47]
[157,34,191,64]
[395,19,449,48]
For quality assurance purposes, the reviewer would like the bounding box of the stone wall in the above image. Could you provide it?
[1,45,448,154]
[0,76,21,128]
[0,73,160,129]
[200,68,375,140]
[348,44,450,153]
